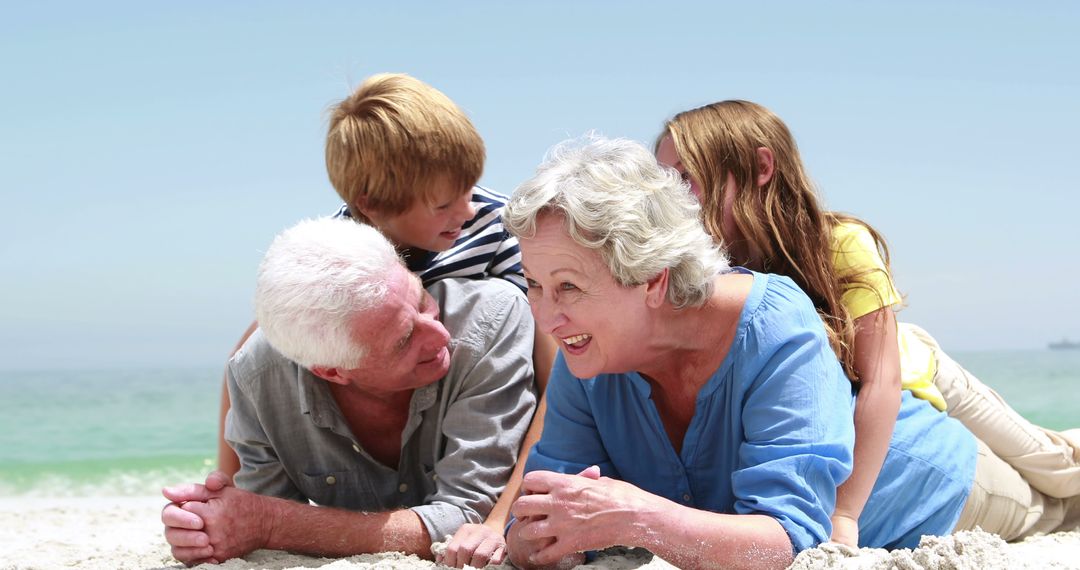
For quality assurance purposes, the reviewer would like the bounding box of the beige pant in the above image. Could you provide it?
[904,323,1080,499]
[953,439,1080,538]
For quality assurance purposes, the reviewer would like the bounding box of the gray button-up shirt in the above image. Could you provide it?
[225,278,537,541]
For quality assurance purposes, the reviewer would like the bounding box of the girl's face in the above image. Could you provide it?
[655,136,747,261]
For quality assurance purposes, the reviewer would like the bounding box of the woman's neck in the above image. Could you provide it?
[636,272,753,399]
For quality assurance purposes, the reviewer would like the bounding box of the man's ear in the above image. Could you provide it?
[310,366,350,385]
[645,268,670,309]
[755,147,775,187]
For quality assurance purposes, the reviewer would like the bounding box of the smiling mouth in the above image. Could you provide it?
[561,334,592,349]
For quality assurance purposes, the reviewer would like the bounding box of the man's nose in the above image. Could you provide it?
[420,316,451,352]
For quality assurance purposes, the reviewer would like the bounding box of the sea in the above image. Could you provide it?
[1,350,1077,497]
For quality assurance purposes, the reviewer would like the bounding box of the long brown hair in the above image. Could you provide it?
[661,100,893,381]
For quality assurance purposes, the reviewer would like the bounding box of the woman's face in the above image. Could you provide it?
[655,135,746,262]
[520,214,649,379]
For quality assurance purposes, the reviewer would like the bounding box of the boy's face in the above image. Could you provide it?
[363,176,476,253]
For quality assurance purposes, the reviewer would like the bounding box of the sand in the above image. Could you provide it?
[1,496,1077,569]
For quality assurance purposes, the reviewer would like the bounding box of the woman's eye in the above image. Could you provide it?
[525,278,541,289]
[559,282,578,292]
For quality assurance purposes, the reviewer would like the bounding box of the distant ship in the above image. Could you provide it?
[1048,338,1080,350]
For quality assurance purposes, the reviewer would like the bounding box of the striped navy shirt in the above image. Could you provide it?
[333,186,526,293]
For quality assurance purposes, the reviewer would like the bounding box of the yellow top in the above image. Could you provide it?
[831,222,945,411]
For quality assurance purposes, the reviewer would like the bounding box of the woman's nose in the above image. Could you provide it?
[531,295,567,336]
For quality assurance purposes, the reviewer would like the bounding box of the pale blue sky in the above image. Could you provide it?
[2,1,1077,369]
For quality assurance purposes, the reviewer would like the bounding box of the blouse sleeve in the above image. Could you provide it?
[730,276,857,553]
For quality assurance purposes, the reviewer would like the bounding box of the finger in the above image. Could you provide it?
[576,465,601,479]
[530,540,583,568]
[170,545,215,565]
[182,500,213,522]
[519,470,564,495]
[204,470,233,491]
[510,494,555,519]
[164,527,210,548]
[470,538,503,569]
[441,543,465,568]
[162,503,204,530]
[442,529,475,568]
[162,483,212,503]
[515,516,555,542]
[489,544,506,565]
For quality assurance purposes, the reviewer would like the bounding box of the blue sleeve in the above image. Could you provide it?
[524,354,614,476]
[730,280,855,553]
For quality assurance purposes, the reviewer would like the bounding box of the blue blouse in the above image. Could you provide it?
[526,271,976,553]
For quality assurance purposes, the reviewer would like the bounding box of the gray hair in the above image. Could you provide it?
[254,217,402,369]
[504,135,729,308]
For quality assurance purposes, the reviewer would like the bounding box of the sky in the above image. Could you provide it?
[1,1,1078,370]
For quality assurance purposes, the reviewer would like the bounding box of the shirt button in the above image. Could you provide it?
[682,493,691,502]
[352,443,361,453]
[398,483,409,493]
[326,475,336,485]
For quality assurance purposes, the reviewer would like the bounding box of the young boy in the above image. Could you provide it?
[215,73,554,567]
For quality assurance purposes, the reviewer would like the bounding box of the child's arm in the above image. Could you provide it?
[831,307,902,547]
[216,320,259,478]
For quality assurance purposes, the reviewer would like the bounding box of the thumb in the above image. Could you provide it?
[162,482,213,503]
[204,470,234,491]
[576,465,601,480]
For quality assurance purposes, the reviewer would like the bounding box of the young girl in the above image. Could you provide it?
[655,99,1080,547]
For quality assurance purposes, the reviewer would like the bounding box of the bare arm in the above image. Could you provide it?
[216,320,259,478]
[507,472,793,570]
[831,307,901,546]
[163,474,431,564]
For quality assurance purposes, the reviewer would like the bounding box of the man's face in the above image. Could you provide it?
[363,176,476,253]
[340,264,452,395]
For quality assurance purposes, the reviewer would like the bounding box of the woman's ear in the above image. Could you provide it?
[755,147,775,187]
[645,268,670,308]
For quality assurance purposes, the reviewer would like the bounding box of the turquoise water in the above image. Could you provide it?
[1,351,1076,496]
[0,367,220,496]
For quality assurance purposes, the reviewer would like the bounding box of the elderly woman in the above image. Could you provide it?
[502,137,1078,570]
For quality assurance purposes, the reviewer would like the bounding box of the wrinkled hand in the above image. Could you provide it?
[161,471,272,565]
[439,523,506,568]
[829,513,860,548]
[509,465,641,568]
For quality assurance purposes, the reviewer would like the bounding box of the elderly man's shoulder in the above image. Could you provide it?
[227,328,297,386]
[427,277,530,336]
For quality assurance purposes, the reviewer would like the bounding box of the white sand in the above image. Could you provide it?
[0,496,1077,569]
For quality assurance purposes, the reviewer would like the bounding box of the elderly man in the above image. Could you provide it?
[162,218,536,565]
